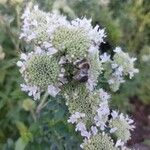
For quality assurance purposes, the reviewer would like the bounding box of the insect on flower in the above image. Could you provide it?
[73,59,90,82]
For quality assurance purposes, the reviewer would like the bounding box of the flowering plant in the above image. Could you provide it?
[17,5,139,149]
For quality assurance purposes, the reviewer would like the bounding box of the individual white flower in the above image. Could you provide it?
[20,84,40,100]
[115,139,124,148]
[75,122,91,139]
[113,47,122,53]
[100,52,111,63]
[88,46,99,54]
[86,78,97,91]
[17,61,24,67]
[108,74,125,92]
[42,42,58,55]
[21,6,30,19]
[94,115,106,130]
[97,102,110,117]
[128,68,139,79]
[34,46,44,54]
[58,56,67,65]
[99,88,111,101]
[68,112,85,124]
[89,26,106,45]
[91,126,98,136]
[111,110,119,119]
[17,64,27,76]
[26,32,36,42]
[47,85,60,97]
[68,115,78,124]
[94,96,110,131]
[110,127,118,133]
[68,112,91,139]
[81,130,91,139]
[114,66,123,77]
[20,53,28,60]
[111,63,118,69]
[76,122,86,132]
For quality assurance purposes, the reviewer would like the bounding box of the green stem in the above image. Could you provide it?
[36,92,49,114]
[31,109,37,122]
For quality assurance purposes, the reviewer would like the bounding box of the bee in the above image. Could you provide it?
[73,59,90,82]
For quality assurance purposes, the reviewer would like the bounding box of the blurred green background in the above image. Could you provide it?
[0,0,150,149]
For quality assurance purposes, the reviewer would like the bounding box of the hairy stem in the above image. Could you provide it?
[36,92,49,115]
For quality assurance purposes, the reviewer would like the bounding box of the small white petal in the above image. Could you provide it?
[110,127,117,133]
[115,139,124,147]
[100,53,110,63]
[91,126,98,135]
[20,53,27,60]
[113,47,122,53]
[17,61,23,67]
[47,85,60,97]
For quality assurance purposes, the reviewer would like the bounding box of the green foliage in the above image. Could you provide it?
[0,0,149,149]
[0,2,81,149]
[15,138,27,150]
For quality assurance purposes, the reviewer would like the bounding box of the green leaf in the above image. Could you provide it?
[22,99,35,111]
[0,69,6,84]
[15,138,27,150]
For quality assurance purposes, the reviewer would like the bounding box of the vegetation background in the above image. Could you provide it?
[0,0,149,149]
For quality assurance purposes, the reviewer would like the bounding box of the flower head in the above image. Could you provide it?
[52,26,90,61]
[17,49,62,98]
[63,82,100,124]
[24,54,60,88]
[20,5,68,46]
[113,47,139,79]
[109,111,135,142]
[81,133,116,150]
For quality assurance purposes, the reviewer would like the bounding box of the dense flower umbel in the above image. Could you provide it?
[18,5,138,150]
[81,133,116,150]
[20,5,68,45]
[25,54,60,88]
[63,82,100,125]
[109,111,135,142]
[52,27,90,60]
[100,47,139,92]
[17,48,61,99]
[113,47,139,79]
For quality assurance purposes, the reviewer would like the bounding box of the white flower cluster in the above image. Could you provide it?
[94,89,110,130]
[100,47,139,92]
[18,5,106,100]
[17,47,62,100]
[68,112,98,140]
[68,89,135,149]
[109,110,135,142]
[18,5,138,150]
[20,5,68,44]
